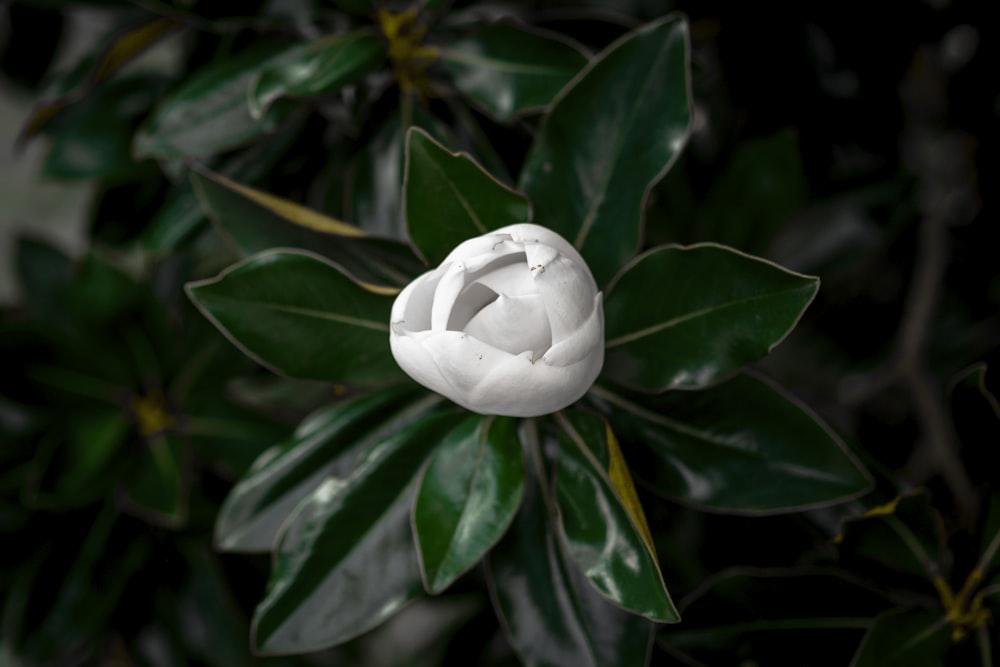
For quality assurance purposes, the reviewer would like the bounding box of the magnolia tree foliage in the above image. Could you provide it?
[1,1,996,666]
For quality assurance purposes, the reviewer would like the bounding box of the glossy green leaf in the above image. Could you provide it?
[186,249,402,384]
[404,127,531,265]
[518,15,691,286]
[553,412,677,622]
[591,373,871,512]
[836,491,945,581]
[192,165,421,287]
[603,244,819,391]
[487,425,655,667]
[134,43,299,159]
[249,31,383,119]
[413,414,523,593]
[252,411,465,654]
[120,436,187,527]
[216,384,440,552]
[441,21,589,122]
[696,129,809,254]
[850,608,950,667]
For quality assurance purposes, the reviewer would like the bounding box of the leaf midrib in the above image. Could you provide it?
[605,284,812,349]
[203,294,389,332]
[442,48,577,77]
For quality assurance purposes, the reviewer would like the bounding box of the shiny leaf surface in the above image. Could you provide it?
[413,414,523,593]
[186,249,402,384]
[518,15,691,286]
[553,412,677,622]
[603,244,819,391]
[441,22,589,122]
[591,373,871,512]
[134,43,298,159]
[216,384,439,552]
[249,31,383,119]
[487,425,655,667]
[404,127,531,265]
[850,608,950,667]
[252,411,465,654]
[192,165,421,287]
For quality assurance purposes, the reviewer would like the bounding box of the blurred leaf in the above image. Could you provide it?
[665,568,892,665]
[134,42,300,159]
[696,129,809,255]
[249,31,384,119]
[850,608,950,667]
[19,16,181,144]
[191,165,422,286]
[120,436,187,527]
[216,384,439,552]
[591,373,872,512]
[413,414,522,593]
[487,425,655,667]
[603,244,819,392]
[186,249,403,384]
[252,411,466,654]
[15,237,72,325]
[404,127,531,265]
[837,491,944,581]
[66,250,141,327]
[441,21,589,123]
[518,15,691,286]
[979,493,1000,578]
[553,412,677,622]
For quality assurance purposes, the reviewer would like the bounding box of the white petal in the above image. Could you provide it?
[463,293,552,356]
[472,259,535,297]
[391,267,444,333]
[430,262,468,331]
[542,293,603,367]
[523,243,599,342]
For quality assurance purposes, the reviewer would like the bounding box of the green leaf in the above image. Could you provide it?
[186,249,403,384]
[134,42,299,159]
[191,165,422,287]
[404,127,531,265]
[441,21,589,122]
[695,129,809,255]
[553,411,677,622]
[487,425,655,667]
[603,244,819,391]
[591,373,871,512]
[252,411,466,654]
[15,237,72,325]
[663,568,892,666]
[249,31,384,119]
[216,384,440,552]
[518,15,691,286]
[836,491,946,581]
[413,414,523,593]
[850,608,951,667]
[120,436,187,527]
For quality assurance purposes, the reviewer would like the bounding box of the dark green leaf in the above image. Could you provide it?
[487,423,655,667]
[15,237,72,325]
[850,608,950,667]
[216,384,440,552]
[413,414,523,593]
[553,412,677,622]
[192,165,422,287]
[120,436,187,527]
[603,244,819,392]
[186,249,403,384]
[591,373,871,512]
[252,411,466,654]
[836,491,945,581]
[249,31,384,119]
[695,129,809,255]
[518,15,691,286]
[441,21,589,122]
[134,43,300,159]
[404,127,531,265]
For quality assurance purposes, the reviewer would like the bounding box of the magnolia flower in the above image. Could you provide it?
[390,223,604,417]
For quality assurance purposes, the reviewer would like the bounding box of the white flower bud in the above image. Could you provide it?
[390,224,604,417]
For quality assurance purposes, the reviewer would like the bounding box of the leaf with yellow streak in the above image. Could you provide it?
[605,423,658,559]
